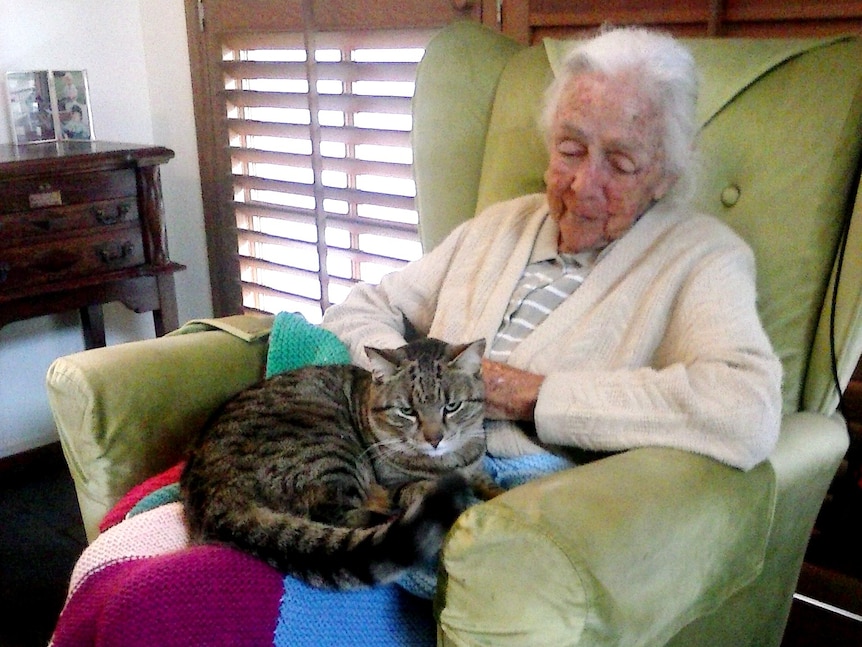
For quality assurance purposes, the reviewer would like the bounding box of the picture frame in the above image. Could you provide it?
[52,70,94,141]
[6,71,56,144]
[5,69,94,145]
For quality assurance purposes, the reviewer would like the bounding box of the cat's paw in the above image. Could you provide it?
[470,473,506,500]
[405,473,472,561]
[345,483,394,526]
[430,472,475,517]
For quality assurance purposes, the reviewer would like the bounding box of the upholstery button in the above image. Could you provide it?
[721,184,741,207]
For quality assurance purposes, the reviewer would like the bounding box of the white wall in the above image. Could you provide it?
[0,0,212,457]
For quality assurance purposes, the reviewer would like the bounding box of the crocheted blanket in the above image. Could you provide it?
[51,313,574,647]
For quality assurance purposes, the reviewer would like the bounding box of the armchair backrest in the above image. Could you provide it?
[413,21,862,416]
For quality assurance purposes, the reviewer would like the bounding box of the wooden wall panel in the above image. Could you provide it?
[508,0,862,43]
[722,0,862,36]
[208,0,479,33]
[309,0,481,30]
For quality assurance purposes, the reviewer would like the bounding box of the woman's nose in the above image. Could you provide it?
[570,157,606,199]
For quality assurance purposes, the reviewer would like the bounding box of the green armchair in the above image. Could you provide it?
[47,21,862,646]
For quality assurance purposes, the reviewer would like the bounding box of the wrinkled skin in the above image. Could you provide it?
[545,70,674,253]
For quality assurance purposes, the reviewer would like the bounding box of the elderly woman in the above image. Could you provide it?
[323,26,782,472]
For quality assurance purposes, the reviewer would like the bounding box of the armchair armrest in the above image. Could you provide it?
[437,411,848,647]
[437,445,777,647]
[46,316,271,541]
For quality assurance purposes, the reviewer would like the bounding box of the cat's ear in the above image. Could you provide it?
[449,339,485,375]
[364,346,404,381]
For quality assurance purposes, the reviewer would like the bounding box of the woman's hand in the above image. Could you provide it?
[482,359,544,421]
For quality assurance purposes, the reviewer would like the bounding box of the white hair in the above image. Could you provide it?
[541,26,700,204]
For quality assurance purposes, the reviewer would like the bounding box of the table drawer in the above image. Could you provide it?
[0,225,145,293]
[0,198,139,247]
[0,169,137,215]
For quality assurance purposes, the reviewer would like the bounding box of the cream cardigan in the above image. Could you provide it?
[321,194,783,470]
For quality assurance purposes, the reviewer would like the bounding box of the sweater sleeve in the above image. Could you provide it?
[320,221,469,368]
[534,244,783,471]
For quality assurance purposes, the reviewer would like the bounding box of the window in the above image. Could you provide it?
[185,0,480,317]
[222,30,434,323]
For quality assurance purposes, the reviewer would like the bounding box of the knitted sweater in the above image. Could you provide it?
[322,194,783,470]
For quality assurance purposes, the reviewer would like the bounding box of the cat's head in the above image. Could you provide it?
[363,338,486,460]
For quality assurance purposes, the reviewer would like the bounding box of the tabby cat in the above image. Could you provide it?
[180,337,496,590]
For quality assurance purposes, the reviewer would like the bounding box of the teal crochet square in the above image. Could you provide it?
[266,312,353,378]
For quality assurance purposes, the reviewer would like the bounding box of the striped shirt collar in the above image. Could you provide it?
[530,211,611,269]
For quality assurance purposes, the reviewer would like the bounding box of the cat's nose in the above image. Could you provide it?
[425,430,443,448]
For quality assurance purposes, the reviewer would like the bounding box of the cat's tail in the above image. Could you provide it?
[216,473,471,590]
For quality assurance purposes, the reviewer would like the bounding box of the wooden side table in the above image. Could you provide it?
[0,141,185,348]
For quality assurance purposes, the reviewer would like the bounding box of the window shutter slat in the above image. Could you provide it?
[232,147,413,181]
[224,89,413,116]
[234,174,316,198]
[318,61,421,83]
[229,120,412,147]
[236,203,418,238]
[223,61,309,81]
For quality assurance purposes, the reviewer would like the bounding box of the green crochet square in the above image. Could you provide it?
[265,312,352,378]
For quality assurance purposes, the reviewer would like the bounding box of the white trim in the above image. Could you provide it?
[793,593,862,623]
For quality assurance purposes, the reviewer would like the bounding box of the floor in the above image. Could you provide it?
[0,444,87,647]
[786,564,862,646]
[0,443,860,647]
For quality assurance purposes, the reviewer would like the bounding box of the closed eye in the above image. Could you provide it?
[609,153,637,175]
[557,138,586,158]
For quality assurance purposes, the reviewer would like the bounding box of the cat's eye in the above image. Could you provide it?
[396,406,416,418]
[443,401,463,415]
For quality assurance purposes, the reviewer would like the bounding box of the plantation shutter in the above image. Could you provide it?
[227,30,434,322]
[186,1,482,320]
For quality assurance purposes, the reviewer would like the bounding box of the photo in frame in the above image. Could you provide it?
[5,69,94,144]
[52,70,94,141]
[6,71,56,144]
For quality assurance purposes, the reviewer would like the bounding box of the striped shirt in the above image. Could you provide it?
[488,215,608,362]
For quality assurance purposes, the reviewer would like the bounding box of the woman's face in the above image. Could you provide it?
[544,71,675,253]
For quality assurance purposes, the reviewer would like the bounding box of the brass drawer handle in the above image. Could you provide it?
[98,240,134,264]
[93,202,131,226]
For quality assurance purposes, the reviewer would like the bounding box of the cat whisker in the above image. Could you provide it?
[458,429,489,441]
[355,438,402,465]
